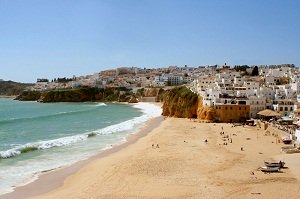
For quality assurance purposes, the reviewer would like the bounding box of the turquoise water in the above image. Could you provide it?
[0,98,161,195]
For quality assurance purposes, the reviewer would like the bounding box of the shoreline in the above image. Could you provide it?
[2,113,300,198]
[26,119,300,198]
[0,103,163,199]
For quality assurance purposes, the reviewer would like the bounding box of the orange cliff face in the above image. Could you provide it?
[161,87,217,121]
[197,97,217,122]
[162,93,198,118]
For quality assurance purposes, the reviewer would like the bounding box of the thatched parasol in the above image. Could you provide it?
[257,109,281,117]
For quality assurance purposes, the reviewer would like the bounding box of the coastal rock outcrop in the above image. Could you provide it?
[15,90,41,101]
[143,88,161,97]
[197,97,217,122]
[137,88,165,102]
[162,86,217,122]
[162,86,198,118]
[128,95,138,103]
[0,81,33,97]
[16,87,134,103]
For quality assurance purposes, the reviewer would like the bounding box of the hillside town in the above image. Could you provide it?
[32,64,300,122]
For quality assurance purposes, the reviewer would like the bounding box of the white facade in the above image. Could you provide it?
[290,82,300,94]
[273,100,295,116]
[233,77,244,86]
[248,96,266,118]
[264,76,275,86]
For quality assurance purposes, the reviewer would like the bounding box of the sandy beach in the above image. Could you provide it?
[2,117,300,199]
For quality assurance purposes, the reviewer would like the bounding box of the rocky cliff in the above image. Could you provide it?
[162,87,198,118]
[0,81,33,96]
[162,86,217,122]
[137,88,165,102]
[196,97,217,122]
[15,90,41,101]
[16,87,136,103]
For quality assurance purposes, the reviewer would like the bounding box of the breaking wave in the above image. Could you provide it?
[0,134,89,159]
[0,103,161,159]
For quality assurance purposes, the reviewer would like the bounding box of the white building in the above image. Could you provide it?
[273,100,295,116]
[248,96,266,118]
[290,82,300,94]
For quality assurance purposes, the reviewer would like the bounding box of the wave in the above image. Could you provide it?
[96,103,107,107]
[83,102,107,107]
[0,134,89,159]
[0,102,161,159]
[91,103,161,135]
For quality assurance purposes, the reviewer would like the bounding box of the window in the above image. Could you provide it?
[285,107,288,111]
[280,107,283,111]
[290,107,293,111]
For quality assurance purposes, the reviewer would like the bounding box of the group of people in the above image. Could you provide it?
[220,126,233,145]
[152,143,159,148]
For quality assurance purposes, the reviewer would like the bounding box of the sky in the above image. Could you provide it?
[0,0,299,83]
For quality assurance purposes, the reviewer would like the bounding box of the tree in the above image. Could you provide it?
[252,66,259,76]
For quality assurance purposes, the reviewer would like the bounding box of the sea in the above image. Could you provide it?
[0,98,161,195]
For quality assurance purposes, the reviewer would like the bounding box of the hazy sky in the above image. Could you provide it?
[1,0,299,83]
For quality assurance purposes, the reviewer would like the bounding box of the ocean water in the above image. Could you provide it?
[0,98,161,195]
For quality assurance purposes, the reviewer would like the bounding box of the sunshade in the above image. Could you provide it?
[257,109,281,117]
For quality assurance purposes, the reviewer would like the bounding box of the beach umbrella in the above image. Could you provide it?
[257,109,281,117]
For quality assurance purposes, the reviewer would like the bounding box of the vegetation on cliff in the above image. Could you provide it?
[0,81,33,96]
[15,90,41,101]
[162,86,217,121]
[16,87,133,102]
[162,86,198,118]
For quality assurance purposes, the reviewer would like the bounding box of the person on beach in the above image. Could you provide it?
[152,144,154,148]
[156,144,160,148]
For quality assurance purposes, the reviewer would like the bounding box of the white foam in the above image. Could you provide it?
[0,149,21,159]
[0,134,89,158]
[0,103,161,159]
[92,103,161,135]
[96,102,107,106]
[0,102,162,195]
[38,134,88,149]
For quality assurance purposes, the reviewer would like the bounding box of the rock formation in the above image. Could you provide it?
[0,81,33,96]
[162,86,198,118]
[16,87,133,103]
[137,88,165,102]
[162,86,217,122]
[128,95,138,103]
[15,91,41,101]
[197,97,217,122]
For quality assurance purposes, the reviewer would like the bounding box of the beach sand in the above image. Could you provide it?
[3,118,300,199]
